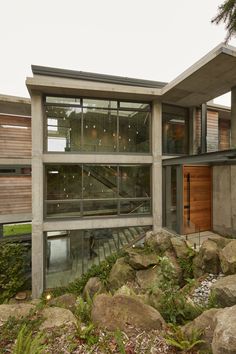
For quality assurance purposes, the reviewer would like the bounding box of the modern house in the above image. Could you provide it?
[1,43,236,297]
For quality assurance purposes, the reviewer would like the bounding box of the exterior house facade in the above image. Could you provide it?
[1,43,236,297]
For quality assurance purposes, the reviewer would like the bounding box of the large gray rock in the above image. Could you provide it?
[219,240,236,275]
[108,257,135,290]
[211,274,236,307]
[83,277,105,300]
[171,237,191,259]
[0,303,35,325]
[164,251,183,285]
[40,307,77,329]
[145,232,172,254]
[136,266,162,290]
[126,248,158,270]
[48,293,77,311]
[208,235,232,249]
[212,305,236,354]
[193,239,221,278]
[182,308,221,352]
[91,294,165,332]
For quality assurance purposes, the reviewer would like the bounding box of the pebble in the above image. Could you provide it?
[191,273,224,306]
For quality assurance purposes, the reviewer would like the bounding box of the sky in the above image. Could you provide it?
[1,0,235,105]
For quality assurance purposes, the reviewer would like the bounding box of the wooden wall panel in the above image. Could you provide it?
[0,176,32,215]
[219,118,231,150]
[194,109,219,153]
[183,166,212,234]
[0,115,31,158]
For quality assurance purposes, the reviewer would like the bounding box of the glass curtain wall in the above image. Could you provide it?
[162,104,189,155]
[45,164,151,218]
[163,166,178,232]
[46,226,151,288]
[45,97,151,153]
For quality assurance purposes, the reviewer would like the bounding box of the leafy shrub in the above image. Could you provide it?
[12,324,46,354]
[165,325,205,352]
[0,242,28,303]
[75,295,93,324]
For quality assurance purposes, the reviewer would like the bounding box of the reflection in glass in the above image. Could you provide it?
[162,104,189,155]
[83,99,117,109]
[83,200,118,217]
[165,166,177,232]
[46,226,151,288]
[119,165,150,198]
[120,199,150,214]
[46,201,81,218]
[83,108,117,152]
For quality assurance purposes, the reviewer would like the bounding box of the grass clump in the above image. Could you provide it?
[165,325,205,352]
[12,324,46,354]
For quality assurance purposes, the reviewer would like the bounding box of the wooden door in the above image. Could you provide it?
[183,166,212,234]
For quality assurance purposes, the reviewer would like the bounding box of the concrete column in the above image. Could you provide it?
[152,101,162,233]
[31,93,44,298]
[231,87,236,147]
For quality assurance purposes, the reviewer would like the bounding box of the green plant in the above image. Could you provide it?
[75,295,93,324]
[178,256,194,280]
[76,322,99,347]
[114,329,126,354]
[12,324,46,354]
[165,325,205,352]
[206,291,219,309]
[0,242,28,303]
[157,256,203,324]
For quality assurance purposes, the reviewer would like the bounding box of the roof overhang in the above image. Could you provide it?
[162,43,236,107]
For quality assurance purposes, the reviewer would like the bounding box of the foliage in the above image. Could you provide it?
[114,330,126,354]
[12,324,46,354]
[76,322,99,347]
[3,223,32,237]
[178,251,195,280]
[51,251,124,297]
[0,311,44,353]
[212,0,236,42]
[165,325,205,352]
[75,295,93,324]
[157,256,203,324]
[206,291,219,309]
[0,242,28,303]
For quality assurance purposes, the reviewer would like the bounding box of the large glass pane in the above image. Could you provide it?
[83,165,117,199]
[119,102,150,111]
[119,165,150,198]
[46,106,82,152]
[120,199,150,215]
[46,165,82,200]
[119,111,150,152]
[46,226,152,288]
[162,104,188,155]
[46,201,81,218]
[165,166,177,232]
[83,99,117,109]
[83,108,117,152]
[46,97,81,105]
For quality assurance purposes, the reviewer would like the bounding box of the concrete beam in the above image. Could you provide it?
[43,216,153,232]
[0,213,32,224]
[231,87,236,148]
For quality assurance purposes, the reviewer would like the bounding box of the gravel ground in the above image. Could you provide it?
[191,273,224,306]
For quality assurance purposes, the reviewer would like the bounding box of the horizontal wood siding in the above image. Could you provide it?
[207,110,219,152]
[183,166,212,234]
[0,115,31,158]
[0,176,31,215]
[219,118,231,150]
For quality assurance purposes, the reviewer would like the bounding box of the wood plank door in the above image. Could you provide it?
[183,166,212,234]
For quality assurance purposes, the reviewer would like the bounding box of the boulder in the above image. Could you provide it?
[208,235,232,249]
[219,240,236,275]
[145,232,172,254]
[83,277,105,300]
[126,248,158,270]
[115,285,136,297]
[171,237,191,259]
[48,293,77,311]
[0,303,35,325]
[212,305,236,354]
[136,266,162,290]
[211,274,236,307]
[108,257,135,290]
[147,287,163,311]
[91,294,165,332]
[182,308,221,352]
[193,240,221,278]
[40,307,77,330]
[164,251,183,285]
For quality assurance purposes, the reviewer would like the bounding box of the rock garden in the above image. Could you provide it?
[1,231,236,353]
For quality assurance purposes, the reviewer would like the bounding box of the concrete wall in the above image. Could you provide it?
[213,165,236,237]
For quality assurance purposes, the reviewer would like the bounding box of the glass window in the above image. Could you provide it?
[45,97,151,153]
[83,108,117,152]
[119,165,150,198]
[45,164,151,219]
[46,226,151,288]
[46,106,82,152]
[119,110,150,152]
[162,104,189,155]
